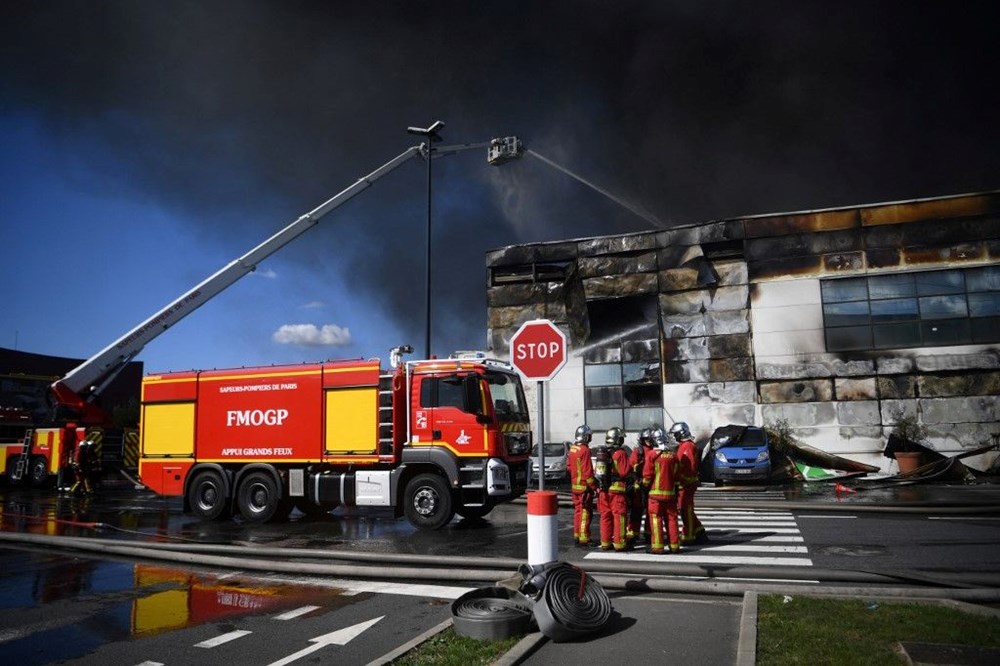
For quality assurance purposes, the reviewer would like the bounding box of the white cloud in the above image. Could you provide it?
[272,323,351,347]
[254,268,278,279]
[302,300,326,309]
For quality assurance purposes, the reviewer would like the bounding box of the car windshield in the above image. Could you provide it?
[532,442,566,457]
[485,371,529,423]
[740,428,767,446]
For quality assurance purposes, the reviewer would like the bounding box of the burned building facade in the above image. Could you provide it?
[486,191,1000,472]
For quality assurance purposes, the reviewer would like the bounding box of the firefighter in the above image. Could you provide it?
[567,424,599,547]
[627,426,657,544]
[643,428,680,554]
[69,439,95,495]
[672,421,708,544]
[57,423,79,492]
[596,426,631,551]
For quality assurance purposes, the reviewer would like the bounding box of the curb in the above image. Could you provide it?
[736,591,758,666]
[492,631,547,666]
[364,617,453,666]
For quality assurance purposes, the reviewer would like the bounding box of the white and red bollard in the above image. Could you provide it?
[526,490,559,565]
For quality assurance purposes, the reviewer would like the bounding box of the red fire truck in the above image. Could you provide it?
[140,347,531,528]
[2,423,88,487]
[35,136,531,526]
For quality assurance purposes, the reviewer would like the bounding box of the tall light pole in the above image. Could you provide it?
[406,120,445,359]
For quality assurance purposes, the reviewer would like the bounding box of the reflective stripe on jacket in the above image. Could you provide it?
[567,443,597,492]
[607,448,630,494]
[643,449,678,498]
[676,439,699,486]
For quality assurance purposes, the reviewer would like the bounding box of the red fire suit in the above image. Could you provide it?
[676,437,706,542]
[70,440,94,495]
[567,442,598,545]
[627,444,652,542]
[643,448,680,553]
[598,447,631,551]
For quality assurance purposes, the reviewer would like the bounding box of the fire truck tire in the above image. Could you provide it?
[404,473,455,530]
[188,470,230,521]
[29,456,49,488]
[236,471,282,523]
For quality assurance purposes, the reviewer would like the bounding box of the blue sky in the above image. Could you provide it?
[2,1,998,382]
[2,113,443,372]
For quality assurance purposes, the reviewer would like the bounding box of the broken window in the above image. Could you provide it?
[490,261,573,285]
[581,295,663,432]
[821,266,1000,351]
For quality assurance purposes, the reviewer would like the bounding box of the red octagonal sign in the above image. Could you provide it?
[509,319,567,382]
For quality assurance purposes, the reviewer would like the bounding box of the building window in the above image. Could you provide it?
[582,296,663,432]
[821,266,1000,351]
[490,261,572,285]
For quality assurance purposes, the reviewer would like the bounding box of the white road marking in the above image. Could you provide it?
[274,605,321,620]
[727,535,804,543]
[267,617,383,666]
[797,515,857,519]
[195,629,252,648]
[708,526,802,534]
[250,574,475,600]
[700,520,797,525]
[700,510,795,516]
[692,544,807,553]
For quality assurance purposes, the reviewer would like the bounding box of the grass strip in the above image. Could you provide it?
[391,626,522,665]
[757,594,1000,665]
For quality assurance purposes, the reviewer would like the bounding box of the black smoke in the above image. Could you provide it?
[3,1,998,356]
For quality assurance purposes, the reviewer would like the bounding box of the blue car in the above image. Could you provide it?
[710,425,771,485]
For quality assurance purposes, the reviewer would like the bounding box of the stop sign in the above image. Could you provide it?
[509,319,567,381]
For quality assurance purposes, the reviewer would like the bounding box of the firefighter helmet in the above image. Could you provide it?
[574,424,593,444]
[605,426,625,448]
[652,427,670,450]
[638,427,653,447]
[669,421,691,442]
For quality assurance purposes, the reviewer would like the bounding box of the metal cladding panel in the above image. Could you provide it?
[194,366,324,460]
[322,361,382,388]
[142,372,198,402]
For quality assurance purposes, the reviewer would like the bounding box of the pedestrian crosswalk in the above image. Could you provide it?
[585,507,813,567]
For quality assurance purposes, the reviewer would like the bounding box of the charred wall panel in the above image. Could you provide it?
[484,190,999,469]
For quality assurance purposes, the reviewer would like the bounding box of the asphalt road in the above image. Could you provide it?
[2,478,999,664]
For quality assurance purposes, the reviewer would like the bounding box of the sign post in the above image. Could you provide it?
[509,319,567,491]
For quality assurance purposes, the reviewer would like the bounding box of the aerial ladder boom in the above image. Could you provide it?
[49,135,528,425]
[51,145,424,423]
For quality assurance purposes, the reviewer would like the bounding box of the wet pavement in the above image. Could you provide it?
[2,477,1000,664]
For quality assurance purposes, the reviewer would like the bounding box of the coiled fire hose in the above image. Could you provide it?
[451,586,533,640]
[529,562,613,642]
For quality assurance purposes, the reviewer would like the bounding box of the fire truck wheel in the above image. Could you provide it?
[237,471,281,523]
[404,473,455,530]
[29,456,49,488]
[188,470,230,521]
